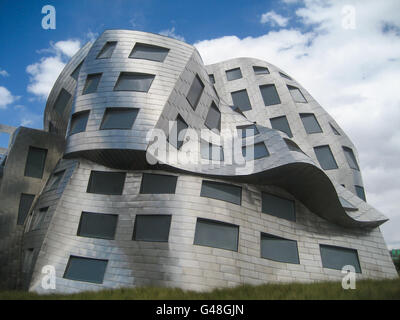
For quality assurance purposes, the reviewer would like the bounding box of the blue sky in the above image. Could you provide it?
[0,0,399,248]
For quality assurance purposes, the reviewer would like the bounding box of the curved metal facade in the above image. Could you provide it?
[0,30,396,293]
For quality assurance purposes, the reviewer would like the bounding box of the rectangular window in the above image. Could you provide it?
[194,218,239,252]
[96,41,117,59]
[24,146,47,179]
[70,61,83,81]
[82,73,102,95]
[87,171,126,195]
[186,74,204,110]
[100,108,139,130]
[253,66,270,75]
[242,142,270,160]
[17,193,35,225]
[320,244,361,273]
[343,147,360,170]
[77,212,118,240]
[237,124,259,138]
[279,72,292,80]
[48,170,65,190]
[30,207,48,231]
[132,215,172,242]
[204,102,221,131]
[200,180,241,205]
[260,84,281,106]
[114,72,155,92]
[270,115,293,137]
[231,89,252,111]
[201,141,224,161]
[261,233,300,264]
[140,173,178,194]
[330,123,341,135]
[69,111,89,135]
[314,145,338,170]
[355,185,366,201]
[169,114,188,150]
[129,43,169,62]
[64,256,108,284]
[262,192,296,221]
[208,74,215,84]
[300,113,322,134]
[288,85,307,103]
[226,67,242,81]
[53,89,72,115]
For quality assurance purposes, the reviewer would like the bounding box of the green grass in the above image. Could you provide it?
[1,278,399,300]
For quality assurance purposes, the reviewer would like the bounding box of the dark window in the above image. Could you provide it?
[77,212,118,240]
[82,73,101,95]
[24,146,47,179]
[260,84,281,106]
[253,66,270,75]
[226,68,242,81]
[288,85,307,103]
[330,123,341,135]
[87,171,126,195]
[209,74,215,84]
[204,102,221,131]
[242,142,270,160]
[64,256,108,284]
[261,233,300,264]
[48,170,65,189]
[17,193,35,225]
[96,41,117,59]
[70,61,83,81]
[284,139,303,153]
[320,244,361,273]
[231,89,252,111]
[300,113,322,134]
[201,141,224,161]
[343,147,360,170]
[186,74,204,110]
[194,218,239,251]
[200,180,241,205]
[31,207,48,231]
[140,173,177,194]
[270,115,293,137]
[53,89,72,115]
[262,192,296,221]
[355,185,366,201]
[69,111,89,135]
[314,145,338,170]
[339,197,358,211]
[114,72,155,92]
[133,215,172,242]
[169,114,188,150]
[100,108,139,130]
[129,43,169,62]
[237,124,259,138]
[279,72,292,80]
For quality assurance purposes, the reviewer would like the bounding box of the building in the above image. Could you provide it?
[0,30,397,293]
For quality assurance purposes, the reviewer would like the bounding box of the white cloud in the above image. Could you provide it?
[260,10,289,27]
[159,27,185,42]
[195,0,400,248]
[26,39,81,100]
[0,68,9,77]
[0,86,18,109]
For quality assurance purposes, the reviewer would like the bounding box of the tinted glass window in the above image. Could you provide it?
[201,141,224,161]
[114,72,155,92]
[288,85,307,103]
[31,207,48,231]
[261,233,300,264]
[64,256,108,284]
[260,84,281,106]
[82,73,101,95]
[194,218,239,251]
[237,124,259,138]
[133,215,172,242]
[226,68,242,81]
[96,41,117,59]
[48,170,65,190]
[53,89,72,115]
[314,145,338,170]
[320,244,361,273]
[279,72,292,80]
[300,113,322,134]
[208,74,215,84]
[339,197,358,211]
[231,89,252,111]
[343,147,360,170]
[100,108,139,130]
[69,111,89,135]
[200,180,241,205]
[262,192,296,221]
[242,142,270,160]
[330,123,341,135]
[87,171,126,195]
[24,146,47,179]
[355,185,366,201]
[253,66,270,75]
[129,43,169,62]
[70,61,83,81]
[17,193,35,225]
[186,75,204,110]
[205,102,221,131]
[270,116,293,137]
[140,173,177,194]
[78,212,118,240]
[169,115,188,150]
